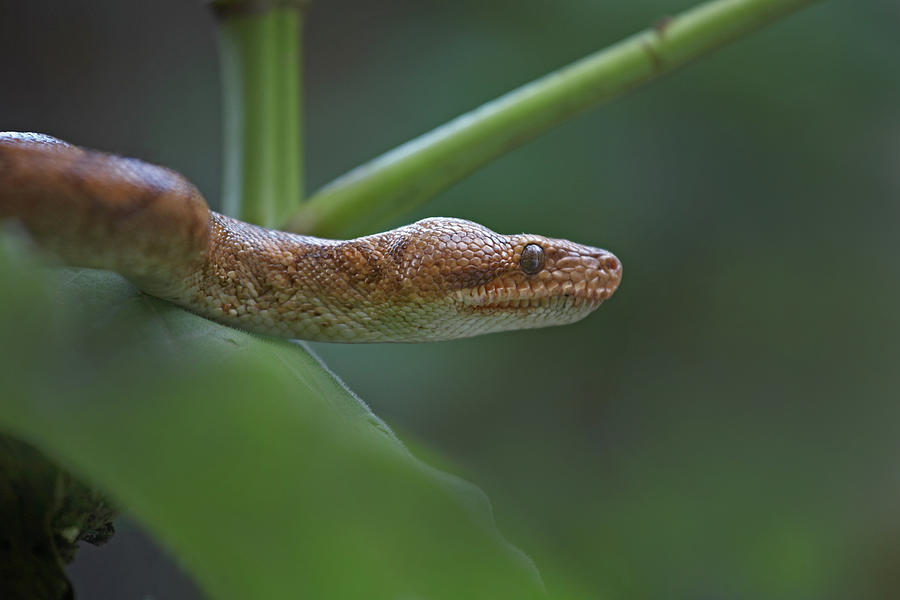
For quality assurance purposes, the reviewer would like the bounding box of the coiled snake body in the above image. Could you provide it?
[0,132,621,342]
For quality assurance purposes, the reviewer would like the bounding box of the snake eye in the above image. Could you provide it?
[519,244,545,275]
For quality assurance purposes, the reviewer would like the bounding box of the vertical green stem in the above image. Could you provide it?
[210,1,306,227]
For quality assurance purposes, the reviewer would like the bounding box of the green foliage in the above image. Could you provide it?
[0,234,544,600]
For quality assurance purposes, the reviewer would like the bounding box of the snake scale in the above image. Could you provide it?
[0,132,621,342]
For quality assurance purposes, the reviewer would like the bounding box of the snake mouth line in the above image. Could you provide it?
[474,298,555,311]
[459,289,611,311]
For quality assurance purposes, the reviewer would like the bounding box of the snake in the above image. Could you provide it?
[0,132,621,342]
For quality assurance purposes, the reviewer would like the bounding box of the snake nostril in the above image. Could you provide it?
[605,257,619,272]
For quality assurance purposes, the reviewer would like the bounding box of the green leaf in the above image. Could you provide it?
[0,232,545,600]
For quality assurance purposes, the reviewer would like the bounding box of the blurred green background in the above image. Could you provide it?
[2,0,899,598]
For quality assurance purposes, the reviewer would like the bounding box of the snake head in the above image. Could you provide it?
[472,232,621,317]
[394,218,621,339]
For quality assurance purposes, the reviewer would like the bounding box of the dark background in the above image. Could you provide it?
[2,1,899,598]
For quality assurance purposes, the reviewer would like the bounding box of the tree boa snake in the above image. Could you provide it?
[0,132,621,342]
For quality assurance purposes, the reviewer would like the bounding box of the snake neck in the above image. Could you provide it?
[177,214,446,341]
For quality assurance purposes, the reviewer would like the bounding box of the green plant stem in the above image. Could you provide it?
[212,0,305,227]
[287,0,821,239]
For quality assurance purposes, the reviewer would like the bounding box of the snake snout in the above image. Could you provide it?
[545,243,622,308]
[590,249,622,299]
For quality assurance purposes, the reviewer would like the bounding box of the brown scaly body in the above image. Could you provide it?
[0,132,621,342]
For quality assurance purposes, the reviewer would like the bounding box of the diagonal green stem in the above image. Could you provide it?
[211,0,306,228]
[287,0,821,239]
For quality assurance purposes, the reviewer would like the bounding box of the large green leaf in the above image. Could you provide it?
[0,232,545,600]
